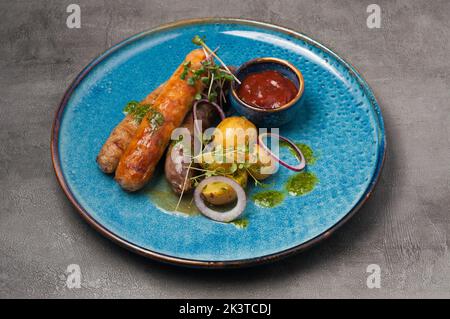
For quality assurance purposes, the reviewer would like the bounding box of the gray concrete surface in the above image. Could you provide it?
[1,0,449,298]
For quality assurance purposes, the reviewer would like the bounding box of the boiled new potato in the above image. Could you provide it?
[200,116,257,169]
[230,168,248,187]
[201,169,248,205]
[198,142,234,173]
[212,116,257,152]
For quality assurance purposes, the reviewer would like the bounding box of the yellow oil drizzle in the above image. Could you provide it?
[146,177,199,216]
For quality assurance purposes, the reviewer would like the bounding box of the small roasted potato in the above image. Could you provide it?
[231,168,248,188]
[247,144,276,180]
[201,169,248,206]
[201,182,236,206]
[199,143,234,173]
[212,116,257,152]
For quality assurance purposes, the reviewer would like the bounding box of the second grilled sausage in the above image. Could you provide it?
[115,49,207,191]
[96,84,164,173]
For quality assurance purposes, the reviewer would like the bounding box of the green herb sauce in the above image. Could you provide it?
[123,100,164,129]
[252,190,285,208]
[231,218,249,229]
[285,171,318,196]
[280,141,316,164]
[123,101,152,123]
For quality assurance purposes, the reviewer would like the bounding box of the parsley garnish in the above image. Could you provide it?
[123,101,164,129]
[147,108,165,130]
[123,101,151,123]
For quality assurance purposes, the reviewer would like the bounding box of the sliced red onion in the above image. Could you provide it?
[194,176,246,223]
[258,132,306,172]
[192,99,225,136]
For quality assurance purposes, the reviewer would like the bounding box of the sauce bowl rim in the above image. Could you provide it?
[231,57,305,113]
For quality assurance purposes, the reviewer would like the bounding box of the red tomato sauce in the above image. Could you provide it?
[237,70,298,109]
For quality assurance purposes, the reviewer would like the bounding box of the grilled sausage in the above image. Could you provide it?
[115,49,206,191]
[164,103,220,194]
[96,84,164,173]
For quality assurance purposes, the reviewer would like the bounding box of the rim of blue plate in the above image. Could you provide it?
[51,17,386,269]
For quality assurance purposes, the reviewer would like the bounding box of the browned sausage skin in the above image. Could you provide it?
[115,49,207,191]
[96,84,164,173]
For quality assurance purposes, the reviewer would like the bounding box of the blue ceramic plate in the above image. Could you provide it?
[51,18,385,268]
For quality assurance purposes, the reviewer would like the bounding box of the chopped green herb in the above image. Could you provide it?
[123,101,152,123]
[187,77,195,86]
[181,61,191,80]
[147,108,165,130]
[201,76,210,84]
[123,101,139,114]
[194,66,205,76]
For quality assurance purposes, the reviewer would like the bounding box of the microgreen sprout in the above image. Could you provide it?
[175,161,192,212]
[192,35,241,84]
[180,36,240,105]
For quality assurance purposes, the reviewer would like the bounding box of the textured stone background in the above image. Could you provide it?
[0,0,449,298]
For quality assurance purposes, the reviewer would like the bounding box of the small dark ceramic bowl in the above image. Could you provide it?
[229,57,305,127]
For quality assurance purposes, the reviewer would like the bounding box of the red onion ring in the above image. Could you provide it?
[192,99,225,137]
[194,176,246,223]
[258,132,306,172]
